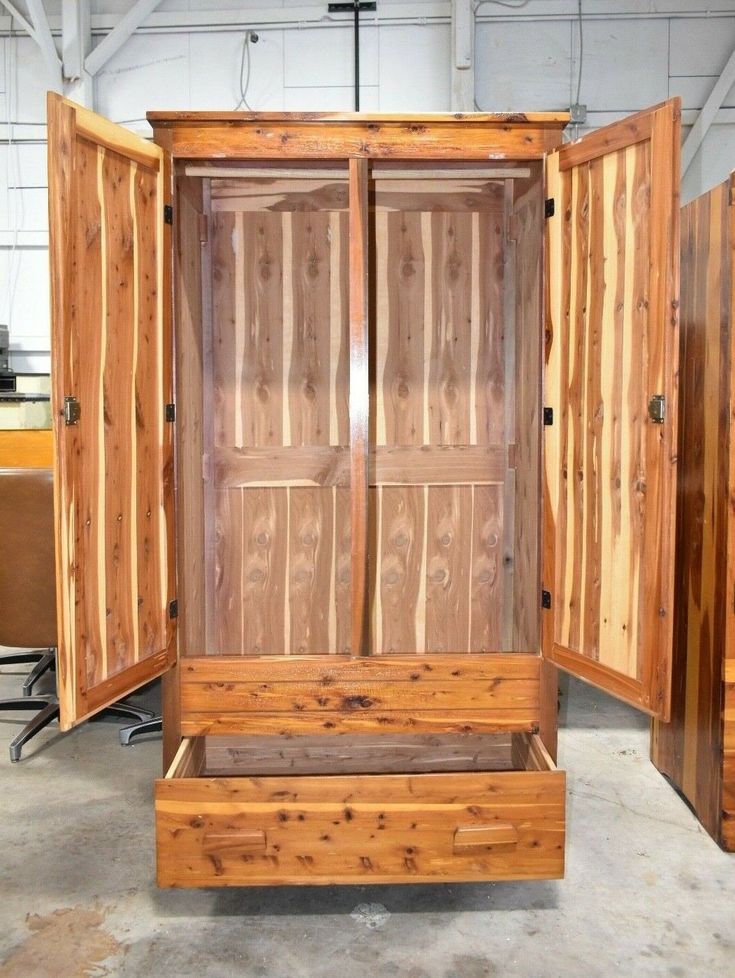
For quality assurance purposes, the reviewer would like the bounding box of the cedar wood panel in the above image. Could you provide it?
[651,174,735,850]
[203,167,543,657]
[544,99,680,718]
[48,93,176,730]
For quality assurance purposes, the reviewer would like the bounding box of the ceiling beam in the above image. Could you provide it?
[682,43,735,176]
[25,0,63,89]
[0,0,33,37]
[62,0,93,106]
[85,0,163,78]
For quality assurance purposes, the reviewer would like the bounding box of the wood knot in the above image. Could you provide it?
[342,695,374,710]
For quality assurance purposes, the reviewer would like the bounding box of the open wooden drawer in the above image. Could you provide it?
[155,733,565,887]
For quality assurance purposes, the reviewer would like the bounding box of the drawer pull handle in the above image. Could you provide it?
[453,824,518,852]
[203,830,267,855]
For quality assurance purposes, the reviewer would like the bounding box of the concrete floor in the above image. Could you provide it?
[0,665,732,978]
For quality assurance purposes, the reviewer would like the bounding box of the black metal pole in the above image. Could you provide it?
[354,0,360,111]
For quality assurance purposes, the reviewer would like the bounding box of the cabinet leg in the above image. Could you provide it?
[161,659,181,774]
[539,659,559,763]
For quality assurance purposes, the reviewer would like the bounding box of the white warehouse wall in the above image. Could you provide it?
[3,0,735,369]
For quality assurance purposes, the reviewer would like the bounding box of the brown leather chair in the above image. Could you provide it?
[0,468,59,760]
[0,468,153,761]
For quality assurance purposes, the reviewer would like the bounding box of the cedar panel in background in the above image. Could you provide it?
[370,178,530,654]
[512,176,543,653]
[651,177,735,850]
[174,176,206,657]
[428,212,473,447]
[206,172,543,657]
[209,185,350,654]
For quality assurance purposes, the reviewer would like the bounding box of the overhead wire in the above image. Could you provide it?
[234,31,253,111]
[474,1,529,8]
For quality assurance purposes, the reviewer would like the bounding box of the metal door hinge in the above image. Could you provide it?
[165,403,176,423]
[163,204,173,225]
[541,590,552,610]
[648,394,666,424]
[168,599,178,620]
[545,198,555,219]
[63,395,80,426]
[543,407,554,426]
[198,212,209,243]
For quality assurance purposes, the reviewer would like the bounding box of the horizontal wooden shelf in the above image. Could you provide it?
[214,444,509,488]
[179,654,541,737]
[180,711,540,737]
[182,653,540,681]
[209,176,508,213]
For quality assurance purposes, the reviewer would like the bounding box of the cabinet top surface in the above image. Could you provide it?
[146,110,570,128]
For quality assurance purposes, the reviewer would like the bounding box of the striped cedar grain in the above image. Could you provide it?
[207,169,538,657]
[209,186,351,654]
[512,175,543,653]
[349,159,370,657]
[544,100,680,716]
[370,183,524,654]
[289,488,334,653]
[47,94,175,730]
[378,487,425,654]
[173,177,206,657]
[651,175,735,850]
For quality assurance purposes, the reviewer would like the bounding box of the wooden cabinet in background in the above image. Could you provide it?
[47,93,691,886]
[651,173,735,852]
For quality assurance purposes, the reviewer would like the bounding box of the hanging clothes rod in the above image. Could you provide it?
[184,166,531,180]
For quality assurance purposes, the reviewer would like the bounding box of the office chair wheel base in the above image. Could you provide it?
[21,650,56,697]
[5,699,60,763]
[119,716,162,745]
[93,702,155,725]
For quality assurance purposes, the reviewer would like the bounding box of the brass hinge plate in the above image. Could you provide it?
[648,394,666,424]
[63,396,80,426]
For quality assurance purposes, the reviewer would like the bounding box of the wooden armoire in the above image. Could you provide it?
[47,92,692,888]
[651,173,735,852]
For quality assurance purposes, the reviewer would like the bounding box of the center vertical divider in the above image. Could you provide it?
[348,157,369,656]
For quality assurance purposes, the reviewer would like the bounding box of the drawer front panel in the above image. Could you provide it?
[156,766,565,887]
[179,654,541,737]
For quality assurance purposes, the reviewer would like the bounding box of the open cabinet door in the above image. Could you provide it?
[544,99,680,719]
[47,94,176,730]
